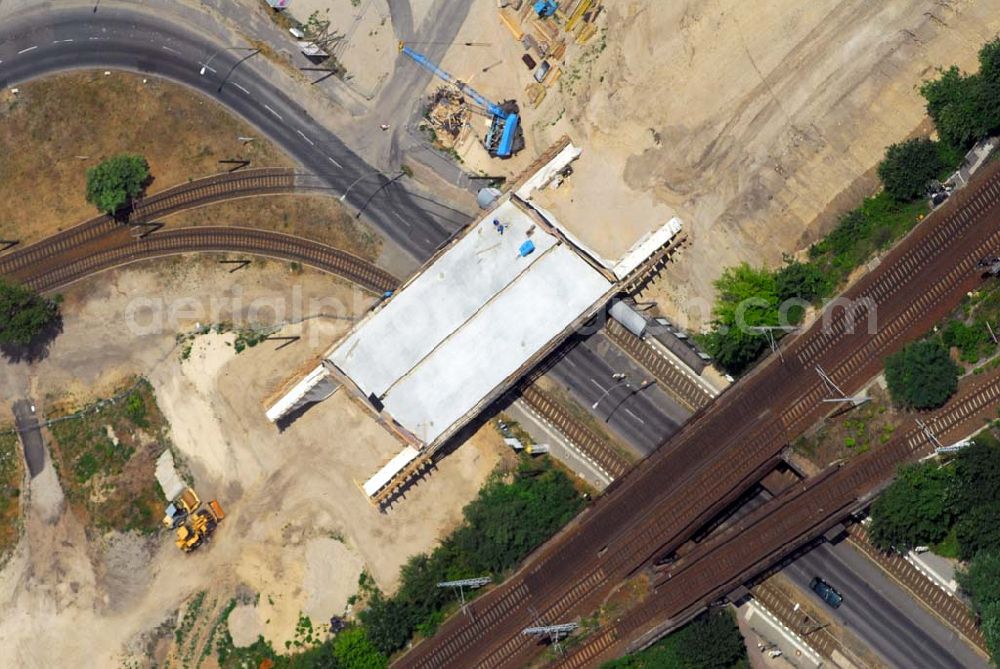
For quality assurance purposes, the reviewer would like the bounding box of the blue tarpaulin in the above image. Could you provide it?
[519,240,536,257]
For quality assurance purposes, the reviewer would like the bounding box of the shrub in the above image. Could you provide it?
[884,340,959,409]
[869,462,954,550]
[85,153,150,214]
[0,278,60,347]
[877,138,943,201]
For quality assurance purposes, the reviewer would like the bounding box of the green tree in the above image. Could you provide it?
[0,279,60,347]
[958,551,1000,615]
[869,462,954,551]
[702,264,780,376]
[601,610,747,669]
[85,153,150,214]
[884,339,960,409]
[675,610,748,669]
[774,259,829,304]
[921,67,986,150]
[982,601,1000,666]
[877,138,944,202]
[332,627,386,669]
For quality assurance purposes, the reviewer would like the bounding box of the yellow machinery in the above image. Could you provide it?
[173,498,224,553]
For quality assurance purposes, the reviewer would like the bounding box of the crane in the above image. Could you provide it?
[399,43,524,159]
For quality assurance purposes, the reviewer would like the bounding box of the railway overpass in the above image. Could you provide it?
[393,162,1000,668]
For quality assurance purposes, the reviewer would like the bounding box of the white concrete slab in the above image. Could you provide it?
[382,244,611,444]
[329,199,556,398]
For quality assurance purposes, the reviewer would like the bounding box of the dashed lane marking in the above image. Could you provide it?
[263,104,283,120]
[232,82,249,95]
[52,39,74,44]
[327,156,343,169]
[17,46,37,54]
[296,130,315,146]
[161,45,180,55]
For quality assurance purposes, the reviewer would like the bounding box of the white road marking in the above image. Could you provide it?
[392,211,411,228]
[52,39,74,44]
[326,156,343,169]
[589,378,605,391]
[161,45,180,55]
[625,408,645,424]
[296,130,315,146]
[263,104,282,120]
[17,46,37,54]
[232,82,249,95]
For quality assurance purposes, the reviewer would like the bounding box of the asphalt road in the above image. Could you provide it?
[0,5,464,260]
[547,333,690,456]
[785,540,989,669]
[12,399,44,478]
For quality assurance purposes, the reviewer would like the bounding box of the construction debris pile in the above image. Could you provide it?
[423,86,469,150]
[498,0,604,108]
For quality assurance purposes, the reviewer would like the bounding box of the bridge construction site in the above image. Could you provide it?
[264,138,686,505]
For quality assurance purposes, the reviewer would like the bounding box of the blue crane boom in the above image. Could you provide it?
[399,43,523,159]
[400,45,503,117]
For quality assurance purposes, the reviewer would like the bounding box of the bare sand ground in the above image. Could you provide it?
[290,0,395,97]
[441,0,1000,327]
[0,258,503,665]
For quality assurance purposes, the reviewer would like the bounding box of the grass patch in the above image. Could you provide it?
[47,378,170,533]
[0,71,288,246]
[934,526,961,559]
[0,429,23,561]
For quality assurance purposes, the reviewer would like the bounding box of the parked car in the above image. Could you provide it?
[810,576,843,608]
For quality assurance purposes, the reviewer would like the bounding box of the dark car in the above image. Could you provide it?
[810,576,843,608]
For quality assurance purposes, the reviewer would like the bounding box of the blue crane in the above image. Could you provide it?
[399,43,524,159]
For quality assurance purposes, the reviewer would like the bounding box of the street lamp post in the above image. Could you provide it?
[592,376,631,411]
[198,46,260,86]
[339,171,383,202]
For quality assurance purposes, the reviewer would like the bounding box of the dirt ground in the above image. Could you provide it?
[0,71,289,245]
[288,0,395,98]
[165,192,382,261]
[438,0,1000,328]
[0,259,504,666]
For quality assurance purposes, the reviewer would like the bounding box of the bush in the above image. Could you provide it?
[700,264,779,376]
[85,153,150,214]
[602,610,747,669]
[0,278,60,347]
[332,627,386,669]
[358,458,584,656]
[921,38,1000,150]
[877,138,944,201]
[958,551,1000,665]
[869,462,954,550]
[884,340,959,409]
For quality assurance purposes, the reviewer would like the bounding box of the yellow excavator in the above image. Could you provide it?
[172,492,225,553]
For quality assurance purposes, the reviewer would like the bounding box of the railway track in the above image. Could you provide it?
[847,525,987,652]
[553,367,1000,666]
[519,384,632,480]
[20,226,397,295]
[0,168,298,281]
[393,163,1000,668]
[604,319,714,413]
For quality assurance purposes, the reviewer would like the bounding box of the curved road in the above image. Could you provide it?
[0,5,461,260]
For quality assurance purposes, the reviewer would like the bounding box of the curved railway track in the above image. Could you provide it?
[393,163,1000,669]
[20,226,398,294]
[0,167,299,280]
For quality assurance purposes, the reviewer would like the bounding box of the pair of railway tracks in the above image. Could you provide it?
[0,168,397,294]
[393,162,1000,668]
[552,365,1000,666]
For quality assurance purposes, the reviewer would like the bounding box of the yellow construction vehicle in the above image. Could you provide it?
[174,498,224,553]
